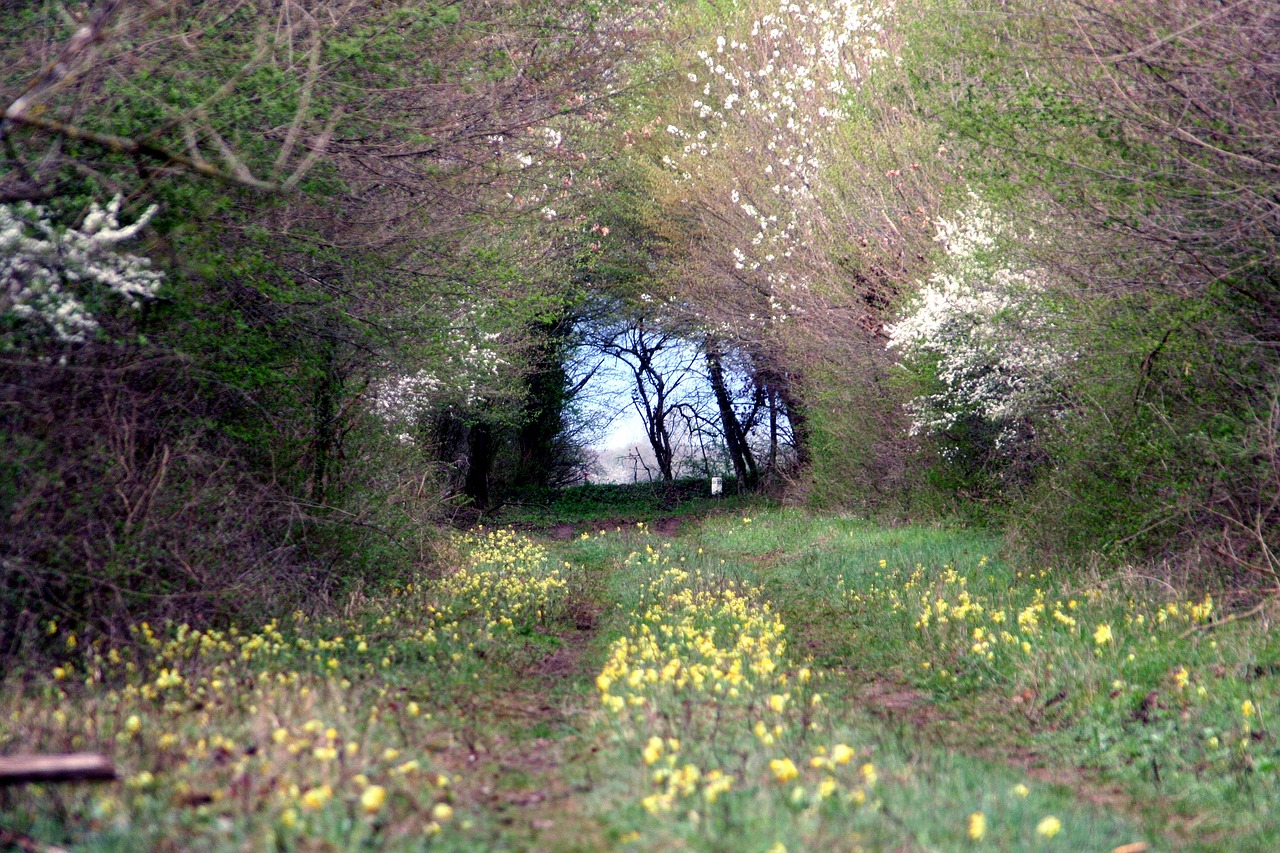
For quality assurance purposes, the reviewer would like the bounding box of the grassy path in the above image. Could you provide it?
[3,511,1279,850]
[544,517,1155,852]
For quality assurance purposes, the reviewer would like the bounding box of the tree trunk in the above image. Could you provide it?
[464,421,494,510]
[706,342,752,491]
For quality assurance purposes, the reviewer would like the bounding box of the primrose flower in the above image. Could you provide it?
[830,743,855,765]
[124,715,142,734]
[1036,816,1061,838]
[1093,624,1113,646]
[431,803,454,822]
[769,757,799,783]
[968,812,986,841]
[360,785,387,814]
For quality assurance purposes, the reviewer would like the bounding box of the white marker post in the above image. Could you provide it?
[710,476,723,496]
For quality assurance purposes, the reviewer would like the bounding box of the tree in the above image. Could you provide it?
[0,0,661,639]
[589,316,704,483]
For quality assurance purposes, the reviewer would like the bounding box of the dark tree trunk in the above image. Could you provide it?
[310,340,340,504]
[706,342,754,491]
[464,421,494,509]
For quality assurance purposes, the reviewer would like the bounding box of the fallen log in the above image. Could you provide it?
[0,753,116,786]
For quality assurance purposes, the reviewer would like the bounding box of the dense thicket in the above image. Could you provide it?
[0,0,651,657]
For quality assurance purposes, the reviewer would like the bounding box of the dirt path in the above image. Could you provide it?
[459,591,609,849]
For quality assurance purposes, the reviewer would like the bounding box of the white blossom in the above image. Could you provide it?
[1,197,162,343]
[887,195,1074,458]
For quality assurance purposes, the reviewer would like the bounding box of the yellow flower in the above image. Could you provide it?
[968,812,986,841]
[1012,783,1029,798]
[407,701,420,717]
[280,808,297,828]
[1036,816,1061,838]
[769,758,799,783]
[769,693,788,713]
[300,785,332,811]
[830,743,855,765]
[1242,699,1257,719]
[860,763,877,786]
[642,737,663,766]
[124,715,142,734]
[1093,624,1113,646]
[360,785,387,814]
[431,803,453,822]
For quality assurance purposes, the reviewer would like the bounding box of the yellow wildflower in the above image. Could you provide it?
[360,785,387,814]
[300,785,332,811]
[769,758,799,783]
[968,812,986,841]
[1036,816,1061,838]
[1093,624,1113,646]
[642,737,663,766]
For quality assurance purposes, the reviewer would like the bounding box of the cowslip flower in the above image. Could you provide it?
[360,785,387,814]
[300,785,332,811]
[643,737,663,765]
[769,758,799,782]
[1036,816,1061,838]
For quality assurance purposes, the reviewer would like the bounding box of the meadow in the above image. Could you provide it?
[3,505,1277,851]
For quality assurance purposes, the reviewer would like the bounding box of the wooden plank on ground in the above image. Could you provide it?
[0,753,116,786]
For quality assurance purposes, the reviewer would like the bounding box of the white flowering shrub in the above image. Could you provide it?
[371,307,511,430]
[657,0,898,340]
[1,197,163,343]
[887,195,1073,471]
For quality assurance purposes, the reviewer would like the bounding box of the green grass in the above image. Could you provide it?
[495,479,763,527]
[3,508,1278,850]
